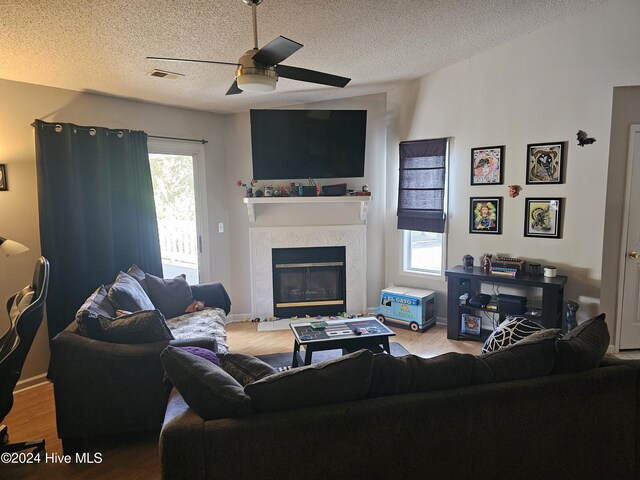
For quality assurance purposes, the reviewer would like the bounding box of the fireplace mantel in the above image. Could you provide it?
[243,196,371,223]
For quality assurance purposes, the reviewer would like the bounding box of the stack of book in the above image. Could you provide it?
[491,266,518,277]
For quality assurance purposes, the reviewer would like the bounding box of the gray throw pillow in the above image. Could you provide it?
[127,264,150,295]
[368,352,476,398]
[108,271,155,312]
[245,349,374,413]
[220,352,277,386]
[145,273,194,319]
[553,313,610,374]
[481,316,544,353]
[76,285,116,337]
[161,346,254,420]
[473,328,561,384]
[93,309,174,344]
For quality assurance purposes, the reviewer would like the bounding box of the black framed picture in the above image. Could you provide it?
[471,145,504,185]
[0,164,6,191]
[524,198,563,238]
[526,142,565,184]
[461,313,482,336]
[469,197,502,234]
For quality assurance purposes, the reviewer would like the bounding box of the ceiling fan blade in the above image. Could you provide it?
[226,80,243,96]
[252,36,303,66]
[275,65,351,88]
[147,56,239,66]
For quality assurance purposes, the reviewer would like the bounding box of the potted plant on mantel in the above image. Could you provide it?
[236,179,257,197]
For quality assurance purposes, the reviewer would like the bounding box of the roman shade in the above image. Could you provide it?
[397,138,448,233]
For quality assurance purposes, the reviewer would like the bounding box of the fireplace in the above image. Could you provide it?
[272,246,346,318]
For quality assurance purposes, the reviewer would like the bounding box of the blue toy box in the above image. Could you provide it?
[374,286,436,332]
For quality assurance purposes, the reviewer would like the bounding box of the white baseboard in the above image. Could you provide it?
[14,373,49,393]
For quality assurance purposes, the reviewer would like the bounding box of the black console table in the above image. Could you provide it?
[445,265,567,341]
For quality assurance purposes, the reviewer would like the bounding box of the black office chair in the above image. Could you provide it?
[0,256,49,455]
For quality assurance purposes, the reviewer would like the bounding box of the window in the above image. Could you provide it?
[397,138,448,276]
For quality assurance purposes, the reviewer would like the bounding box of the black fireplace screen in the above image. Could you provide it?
[272,246,346,318]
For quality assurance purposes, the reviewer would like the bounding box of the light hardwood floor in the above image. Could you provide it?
[3,322,481,480]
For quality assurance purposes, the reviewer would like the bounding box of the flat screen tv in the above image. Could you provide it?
[250,109,367,180]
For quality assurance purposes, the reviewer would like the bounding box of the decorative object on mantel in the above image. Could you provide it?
[508,185,520,198]
[264,186,274,197]
[254,189,264,197]
[576,130,596,147]
[237,179,257,197]
[566,300,579,331]
[0,164,7,191]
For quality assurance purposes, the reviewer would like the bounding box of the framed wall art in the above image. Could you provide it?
[469,197,502,234]
[0,164,6,191]
[471,145,504,185]
[526,141,565,184]
[524,197,563,238]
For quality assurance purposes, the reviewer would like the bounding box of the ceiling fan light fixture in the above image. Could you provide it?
[237,73,277,92]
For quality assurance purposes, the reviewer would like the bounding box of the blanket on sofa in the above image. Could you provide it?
[167,308,228,353]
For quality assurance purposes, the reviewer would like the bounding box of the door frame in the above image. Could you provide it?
[147,138,212,284]
[614,124,640,351]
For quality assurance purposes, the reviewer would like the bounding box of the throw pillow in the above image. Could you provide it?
[473,328,561,384]
[91,309,174,344]
[179,346,220,366]
[481,316,544,353]
[244,349,374,413]
[126,264,150,295]
[368,352,476,398]
[145,273,194,319]
[220,352,277,386]
[108,271,155,313]
[161,346,254,420]
[75,285,116,337]
[553,313,610,374]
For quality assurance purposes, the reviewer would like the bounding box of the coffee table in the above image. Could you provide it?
[290,317,396,367]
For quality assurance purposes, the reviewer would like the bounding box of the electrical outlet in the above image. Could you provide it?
[218,222,224,233]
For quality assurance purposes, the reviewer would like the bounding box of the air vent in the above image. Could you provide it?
[149,69,184,80]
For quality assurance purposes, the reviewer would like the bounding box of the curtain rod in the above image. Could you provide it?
[147,135,208,144]
[31,122,208,144]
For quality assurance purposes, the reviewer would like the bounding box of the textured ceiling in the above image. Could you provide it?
[0,0,604,114]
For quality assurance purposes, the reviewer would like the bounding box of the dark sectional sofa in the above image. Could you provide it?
[159,315,639,480]
[50,281,231,454]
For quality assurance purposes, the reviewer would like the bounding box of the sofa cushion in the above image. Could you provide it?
[76,285,116,337]
[127,264,150,295]
[91,309,174,344]
[145,273,194,319]
[108,271,155,313]
[368,352,476,398]
[473,328,561,384]
[554,313,609,374]
[244,349,374,413]
[482,316,544,353]
[161,346,253,420]
[220,352,276,386]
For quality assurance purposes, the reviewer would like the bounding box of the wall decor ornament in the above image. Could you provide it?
[524,197,563,238]
[0,164,7,191]
[471,146,504,185]
[526,142,565,184]
[469,197,503,234]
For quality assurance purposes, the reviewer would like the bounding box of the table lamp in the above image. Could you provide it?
[0,237,29,257]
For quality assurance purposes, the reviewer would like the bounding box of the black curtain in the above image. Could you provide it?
[397,138,448,233]
[34,120,163,340]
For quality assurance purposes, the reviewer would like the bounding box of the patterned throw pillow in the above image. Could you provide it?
[481,316,544,354]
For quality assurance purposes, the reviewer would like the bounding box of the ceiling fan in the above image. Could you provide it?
[147,0,351,95]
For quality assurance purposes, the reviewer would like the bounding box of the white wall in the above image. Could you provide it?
[0,78,230,381]
[224,93,387,318]
[385,0,640,328]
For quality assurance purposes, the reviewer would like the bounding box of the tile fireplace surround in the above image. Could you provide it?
[249,225,367,319]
